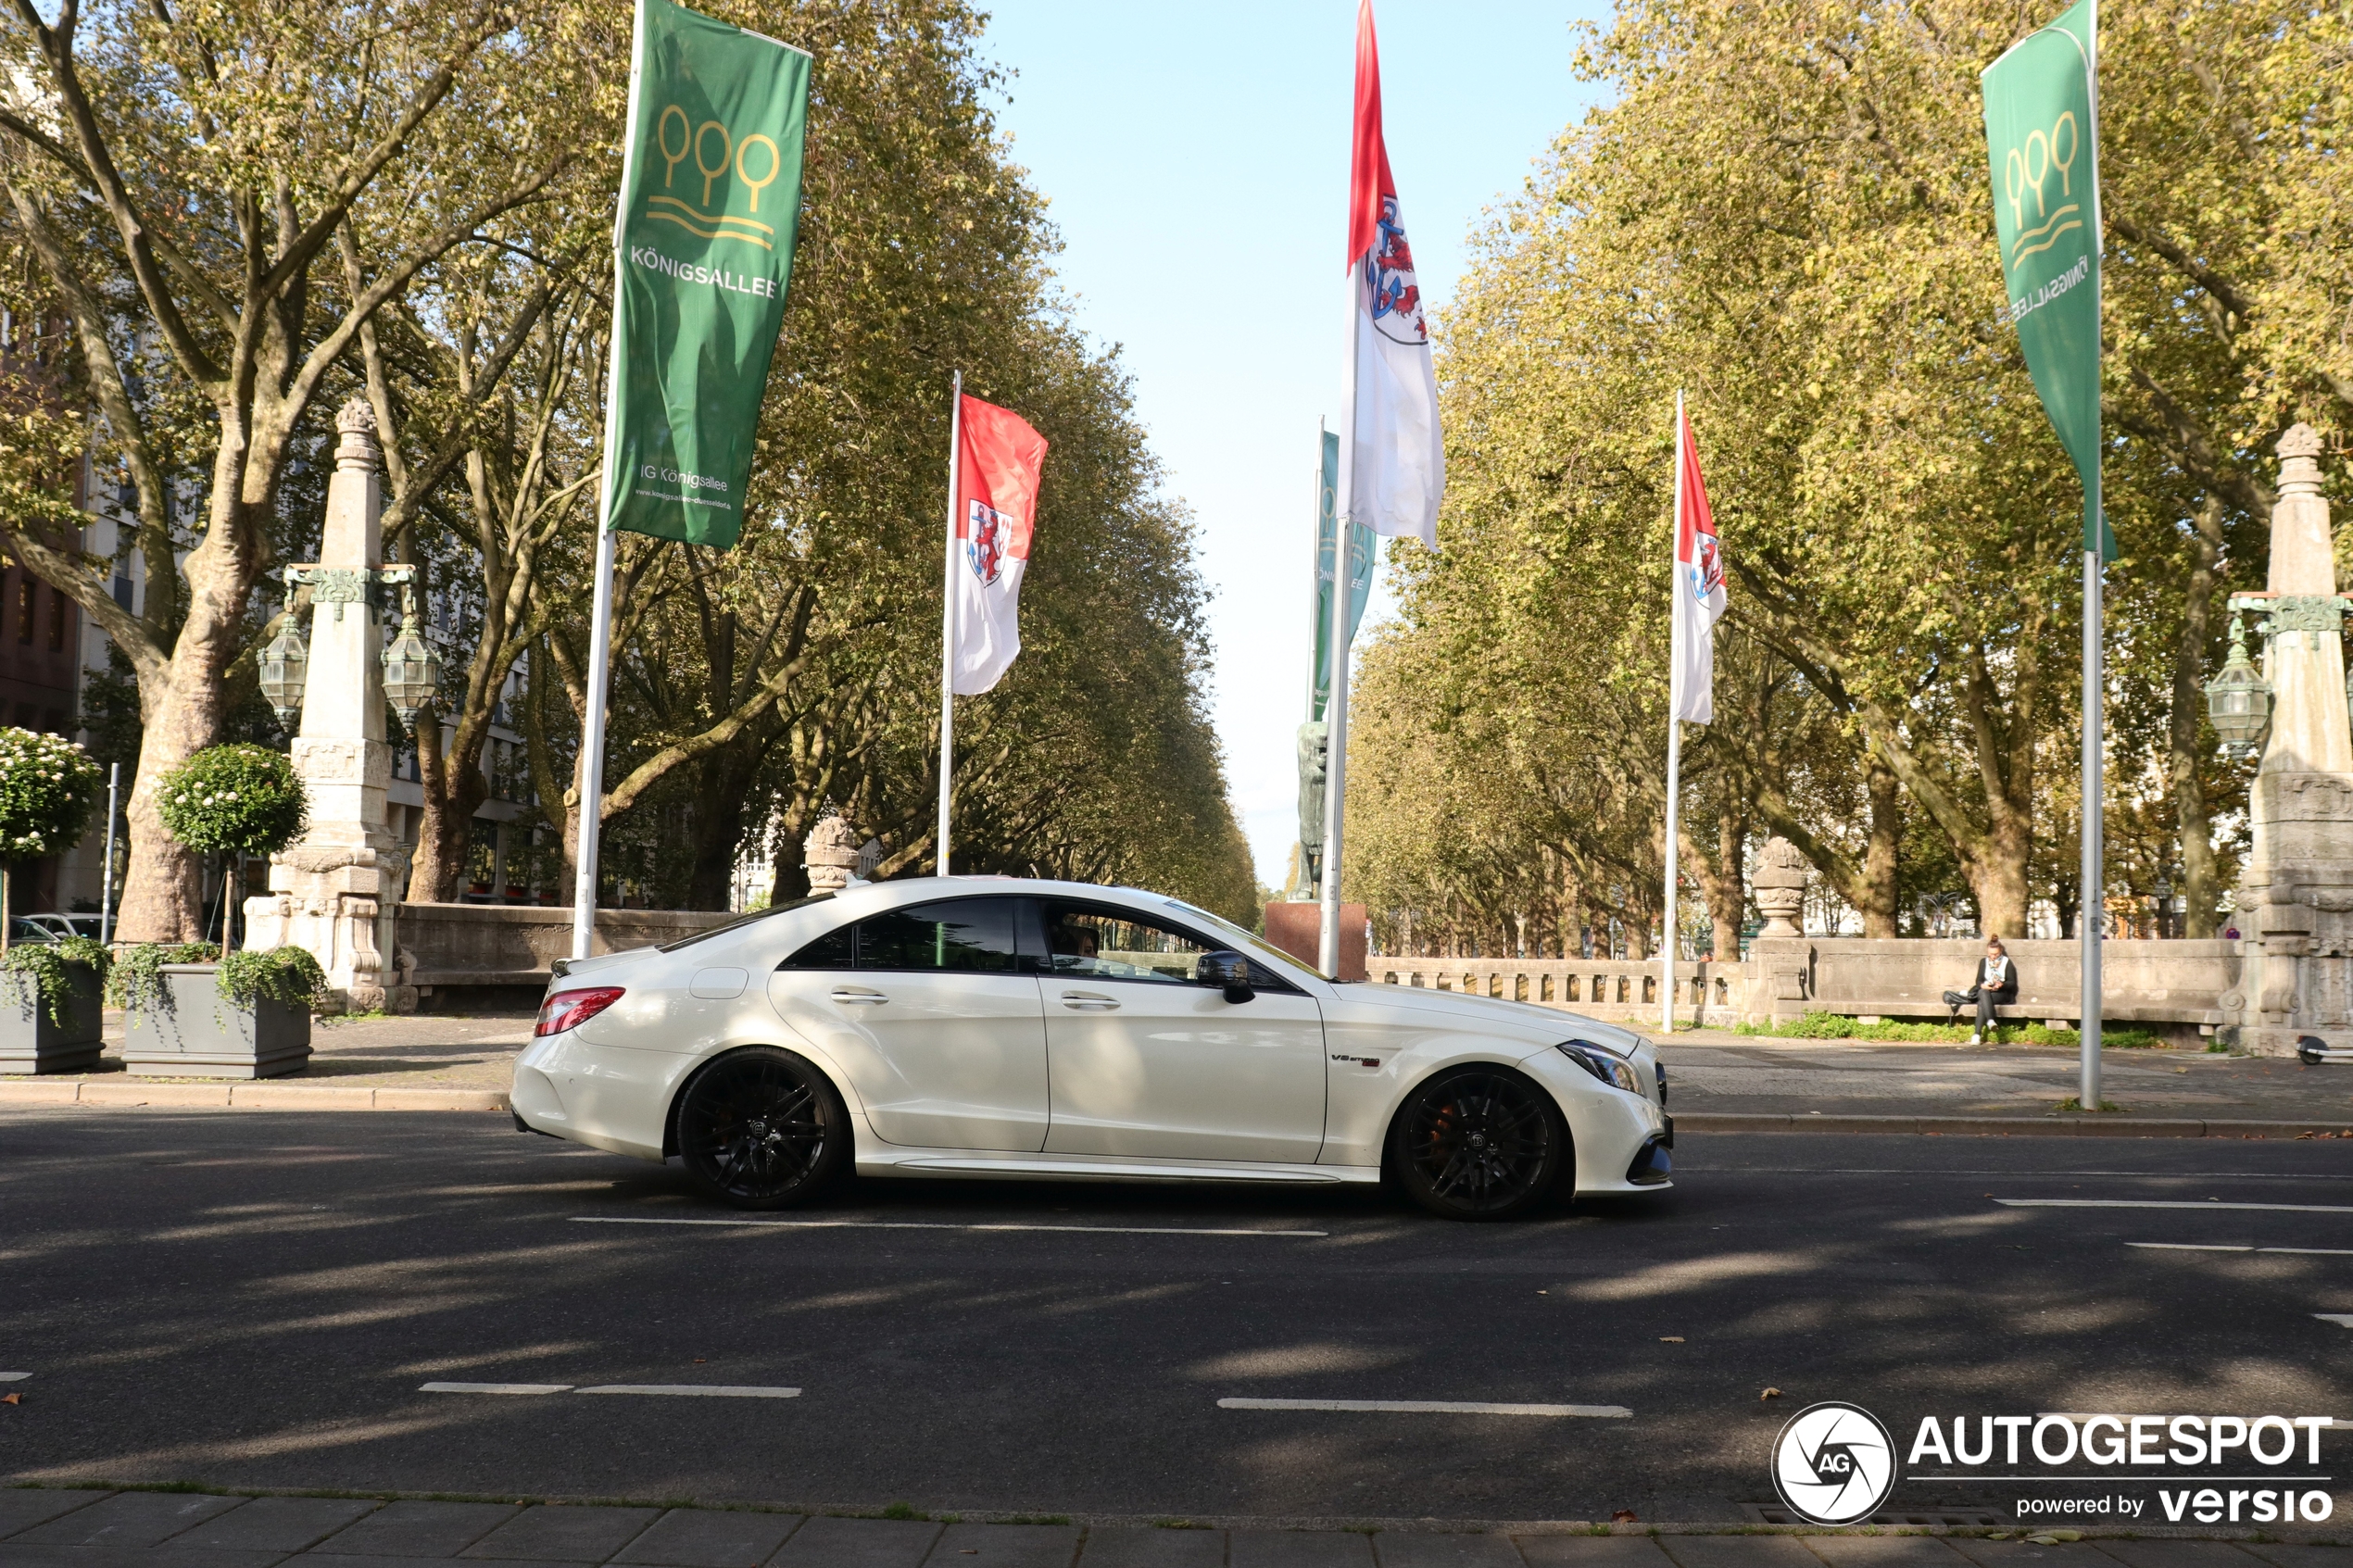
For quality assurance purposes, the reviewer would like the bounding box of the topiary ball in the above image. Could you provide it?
[156,744,309,859]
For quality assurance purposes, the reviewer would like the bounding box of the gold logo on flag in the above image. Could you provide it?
[2002,110,2082,270]
[648,105,781,251]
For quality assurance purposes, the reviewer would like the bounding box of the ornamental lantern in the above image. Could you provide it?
[258,591,309,731]
[2205,611,2272,759]
[381,586,442,734]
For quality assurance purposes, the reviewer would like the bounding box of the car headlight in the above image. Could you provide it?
[1556,1039,1644,1096]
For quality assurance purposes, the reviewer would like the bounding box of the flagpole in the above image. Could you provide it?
[1661,390,1685,1035]
[1320,269,1360,977]
[2078,0,2104,1110]
[937,370,963,877]
[570,521,617,960]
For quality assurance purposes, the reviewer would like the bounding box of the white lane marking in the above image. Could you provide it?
[1994,1212,2353,1222]
[2264,1248,2353,1255]
[1217,1397,1631,1418]
[420,1381,572,1395]
[2126,1242,2251,1251]
[571,1216,1327,1237]
[0,1373,28,1382]
[573,1385,800,1398]
[2317,1315,2353,1328]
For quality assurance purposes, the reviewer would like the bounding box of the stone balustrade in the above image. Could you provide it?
[1371,936,2245,1042]
[394,902,734,1001]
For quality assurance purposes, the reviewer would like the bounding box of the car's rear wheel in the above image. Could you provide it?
[1390,1067,1567,1221]
[676,1047,849,1210]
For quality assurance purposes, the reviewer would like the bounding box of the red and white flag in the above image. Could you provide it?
[1341,0,1442,549]
[1671,400,1726,723]
[950,393,1049,695]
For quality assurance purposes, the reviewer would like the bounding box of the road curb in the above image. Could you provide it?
[0,1080,506,1111]
[1678,1111,2353,1138]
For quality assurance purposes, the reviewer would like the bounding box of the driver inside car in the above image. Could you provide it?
[1048,923,1101,974]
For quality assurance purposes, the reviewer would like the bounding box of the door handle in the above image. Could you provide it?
[829,989,887,1005]
[1059,992,1120,1010]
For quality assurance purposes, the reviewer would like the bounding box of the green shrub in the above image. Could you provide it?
[0,729,103,946]
[1783,1011,1858,1038]
[0,935,112,1027]
[156,745,308,858]
[218,947,329,1012]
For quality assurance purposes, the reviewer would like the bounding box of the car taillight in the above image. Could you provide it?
[535,986,625,1037]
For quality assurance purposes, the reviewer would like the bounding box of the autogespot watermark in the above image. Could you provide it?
[1772,1407,2339,1526]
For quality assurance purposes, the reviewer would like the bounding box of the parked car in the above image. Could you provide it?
[512,877,1673,1220]
[8,913,105,945]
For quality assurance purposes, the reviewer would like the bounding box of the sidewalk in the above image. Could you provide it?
[4,1016,2351,1135]
[1657,1031,2353,1134]
[0,1490,2342,1568]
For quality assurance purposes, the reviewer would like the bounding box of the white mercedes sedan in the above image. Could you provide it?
[511,878,1674,1221]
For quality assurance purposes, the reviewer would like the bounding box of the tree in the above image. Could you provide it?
[154,743,307,950]
[0,0,607,939]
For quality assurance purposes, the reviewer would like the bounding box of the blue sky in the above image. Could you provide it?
[977,0,1615,889]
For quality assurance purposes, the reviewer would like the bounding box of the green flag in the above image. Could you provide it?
[1982,0,2112,559]
[600,0,810,547]
[1310,430,1375,721]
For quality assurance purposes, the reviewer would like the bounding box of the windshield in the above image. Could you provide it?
[658,892,836,952]
[1159,897,1330,984]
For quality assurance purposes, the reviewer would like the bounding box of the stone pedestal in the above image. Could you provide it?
[2233,426,2353,1057]
[243,399,414,1014]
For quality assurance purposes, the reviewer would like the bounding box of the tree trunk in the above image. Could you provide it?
[2169,494,2225,937]
[1860,752,1901,937]
[1708,803,1745,960]
[116,598,245,942]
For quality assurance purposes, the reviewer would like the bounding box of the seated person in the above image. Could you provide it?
[1049,923,1102,974]
[1942,936,2019,1044]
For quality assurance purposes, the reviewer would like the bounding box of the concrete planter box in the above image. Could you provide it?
[0,965,106,1073]
[122,964,312,1080]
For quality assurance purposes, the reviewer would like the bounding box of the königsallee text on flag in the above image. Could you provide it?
[1311,429,1374,721]
[1981,0,2108,558]
[601,0,811,549]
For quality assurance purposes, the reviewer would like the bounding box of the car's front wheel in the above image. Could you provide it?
[675,1047,849,1210]
[1390,1067,1567,1220]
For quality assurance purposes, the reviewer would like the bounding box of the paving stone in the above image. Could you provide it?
[610,1511,803,1568]
[2090,1548,2271,1568]
[13,1497,246,1550]
[462,1510,661,1562]
[2234,1549,2353,1568]
[1374,1534,1528,1568]
[311,1504,522,1559]
[1516,1539,1676,1568]
[769,1518,939,1568]
[1229,1531,1377,1568]
[1659,1541,1828,1568]
[1945,1544,2108,1568]
[165,1502,382,1554]
[0,1548,291,1568]
[1068,1527,1226,1568]
[1801,1539,1976,1568]
[296,1557,587,1568]
[0,1497,114,1542]
[925,1524,1079,1568]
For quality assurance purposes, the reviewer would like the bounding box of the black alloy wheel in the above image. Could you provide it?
[676,1047,849,1210]
[1390,1067,1566,1220]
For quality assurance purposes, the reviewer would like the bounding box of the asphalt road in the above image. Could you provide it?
[4,1110,2351,1526]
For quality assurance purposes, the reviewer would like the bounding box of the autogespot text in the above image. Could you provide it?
[1906,1413,2336,1524]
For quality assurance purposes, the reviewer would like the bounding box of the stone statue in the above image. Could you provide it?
[1752,836,1809,938]
[1295,720,1328,897]
[804,811,862,893]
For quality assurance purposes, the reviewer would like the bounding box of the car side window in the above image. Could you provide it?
[778,922,854,970]
[856,898,1026,973]
[1038,903,1226,985]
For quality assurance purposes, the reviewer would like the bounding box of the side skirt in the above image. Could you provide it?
[854,1151,1383,1186]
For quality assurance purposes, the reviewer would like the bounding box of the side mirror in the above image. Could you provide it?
[1198,949,1254,1004]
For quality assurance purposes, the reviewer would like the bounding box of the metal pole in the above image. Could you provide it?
[570,521,617,960]
[937,370,963,878]
[100,761,117,943]
[1320,263,1363,977]
[1662,391,1686,1035]
[2081,546,2103,1107]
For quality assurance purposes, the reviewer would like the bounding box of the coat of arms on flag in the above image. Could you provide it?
[964,499,1009,585]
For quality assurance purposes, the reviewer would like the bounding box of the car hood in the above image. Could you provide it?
[1332,982,1579,1040]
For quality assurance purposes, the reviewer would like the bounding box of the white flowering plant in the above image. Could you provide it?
[156,745,308,859]
[0,728,101,953]
[157,746,308,952]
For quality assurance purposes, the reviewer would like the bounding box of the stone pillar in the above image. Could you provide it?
[2234,425,2353,1056]
[242,399,415,1013]
[803,812,862,893]
[1746,836,1814,1025]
